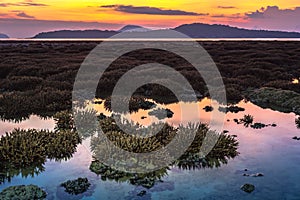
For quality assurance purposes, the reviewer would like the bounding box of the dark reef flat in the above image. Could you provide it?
[0,41,299,120]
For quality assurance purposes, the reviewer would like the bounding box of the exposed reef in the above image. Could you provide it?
[60,178,91,195]
[248,87,300,115]
[0,184,47,200]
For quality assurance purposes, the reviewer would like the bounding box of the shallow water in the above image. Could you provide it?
[0,99,300,199]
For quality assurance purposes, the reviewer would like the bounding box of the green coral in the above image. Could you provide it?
[0,111,82,184]
[60,177,91,195]
[0,185,47,200]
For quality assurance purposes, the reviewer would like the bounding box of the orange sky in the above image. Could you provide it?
[0,0,300,37]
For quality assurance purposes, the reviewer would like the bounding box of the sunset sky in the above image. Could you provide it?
[0,0,300,38]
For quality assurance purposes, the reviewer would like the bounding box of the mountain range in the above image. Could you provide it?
[0,33,9,39]
[3,23,300,39]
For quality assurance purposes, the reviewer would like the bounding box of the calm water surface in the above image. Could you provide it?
[0,99,299,200]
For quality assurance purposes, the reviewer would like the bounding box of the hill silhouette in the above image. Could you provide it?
[32,23,300,38]
[118,25,151,32]
[0,33,9,38]
[34,30,117,38]
[174,23,300,38]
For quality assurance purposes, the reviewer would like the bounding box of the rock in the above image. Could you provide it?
[60,177,91,195]
[219,106,245,113]
[251,173,264,177]
[292,136,300,140]
[244,169,248,171]
[148,108,174,120]
[0,185,47,200]
[139,101,156,110]
[271,123,277,127]
[94,100,103,104]
[137,190,147,196]
[141,116,147,119]
[250,122,266,129]
[203,106,213,112]
[232,135,238,137]
[233,119,240,124]
[243,173,250,176]
[223,130,229,133]
[241,183,255,193]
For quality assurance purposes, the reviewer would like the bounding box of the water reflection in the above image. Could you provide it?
[0,115,55,136]
[0,112,81,185]
[83,111,238,188]
[1,98,299,199]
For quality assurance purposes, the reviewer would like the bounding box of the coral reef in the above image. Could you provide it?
[60,178,91,195]
[0,184,47,199]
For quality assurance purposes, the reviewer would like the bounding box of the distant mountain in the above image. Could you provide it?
[118,25,151,32]
[174,23,300,38]
[32,23,300,38]
[33,30,118,39]
[0,33,9,39]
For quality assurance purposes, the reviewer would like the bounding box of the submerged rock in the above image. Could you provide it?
[219,106,245,113]
[251,173,264,177]
[250,122,266,129]
[60,177,91,195]
[137,190,147,196]
[94,100,103,104]
[243,173,264,177]
[0,184,47,200]
[233,119,240,124]
[148,108,174,120]
[292,136,300,140]
[203,106,213,112]
[241,183,255,193]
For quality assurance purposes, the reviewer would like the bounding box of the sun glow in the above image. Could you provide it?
[1,0,298,23]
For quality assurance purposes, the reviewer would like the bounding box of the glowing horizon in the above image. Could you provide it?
[0,0,300,37]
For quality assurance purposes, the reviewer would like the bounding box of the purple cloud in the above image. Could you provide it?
[231,6,300,32]
[100,5,205,16]
[0,1,47,7]
[211,14,225,18]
